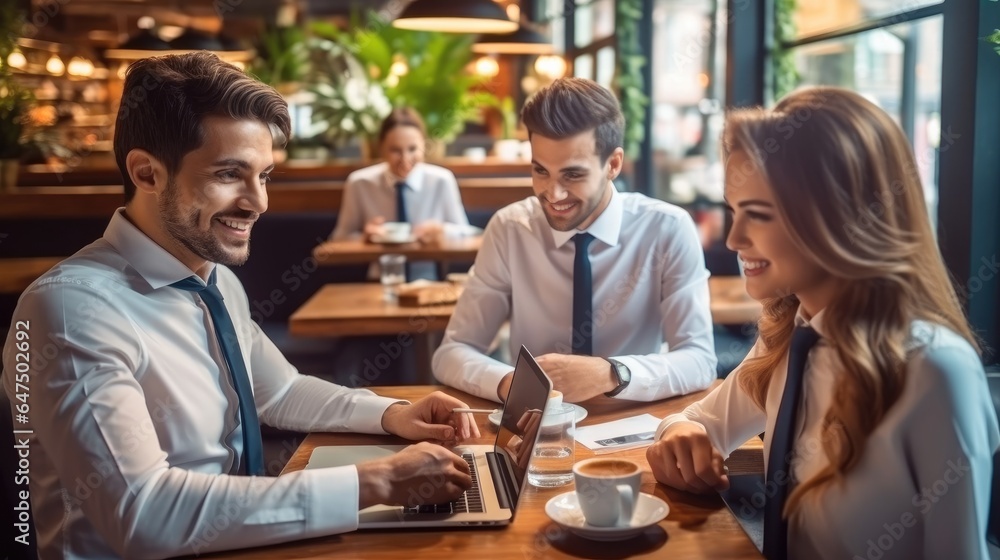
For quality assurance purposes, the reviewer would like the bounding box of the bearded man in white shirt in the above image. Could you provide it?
[433,77,717,403]
[1,52,478,560]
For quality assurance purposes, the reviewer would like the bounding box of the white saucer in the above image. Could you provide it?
[545,491,668,541]
[371,234,418,244]
[489,403,588,427]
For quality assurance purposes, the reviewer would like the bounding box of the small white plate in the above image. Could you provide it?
[489,403,588,427]
[545,491,669,541]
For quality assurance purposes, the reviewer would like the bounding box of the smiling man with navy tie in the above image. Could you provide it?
[0,53,481,560]
[433,78,717,403]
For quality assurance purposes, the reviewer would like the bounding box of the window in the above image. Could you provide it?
[792,15,943,222]
[779,3,944,221]
[649,0,727,203]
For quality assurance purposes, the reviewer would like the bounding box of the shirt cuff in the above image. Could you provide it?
[350,395,410,435]
[302,465,361,536]
[655,412,694,440]
[479,366,512,403]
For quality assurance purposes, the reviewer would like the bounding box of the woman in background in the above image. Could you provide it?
[331,107,471,278]
[646,87,999,559]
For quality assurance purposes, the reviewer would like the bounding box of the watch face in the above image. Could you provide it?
[611,359,630,382]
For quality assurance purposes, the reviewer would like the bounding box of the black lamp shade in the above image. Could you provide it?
[394,0,519,34]
[120,29,172,51]
[473,25,554,55]
[169,29,225,51]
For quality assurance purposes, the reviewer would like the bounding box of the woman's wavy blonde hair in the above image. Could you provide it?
[723,87,978,514]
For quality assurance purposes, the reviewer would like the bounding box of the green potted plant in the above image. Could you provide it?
[0,77,32,190]
[307,31,392,157]
[248,24,310,94]
[308,12,497,158]
[491,96,522,161]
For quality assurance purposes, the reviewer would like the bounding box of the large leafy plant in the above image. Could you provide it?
[0,4,31,160]
[310,12,496,147]
[248,24,310,87]
[307,29,391,148]
[0,78,32,159]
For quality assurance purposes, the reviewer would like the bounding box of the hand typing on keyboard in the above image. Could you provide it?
[404,454,485,515]
[356,442,473,510]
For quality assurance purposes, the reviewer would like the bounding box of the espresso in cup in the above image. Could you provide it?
[573,458,642,527]
[576,459,640,478]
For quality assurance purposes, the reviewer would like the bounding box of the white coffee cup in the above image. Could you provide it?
[545,390,563,413]
[573,458,642,527]
[382,222,412,242]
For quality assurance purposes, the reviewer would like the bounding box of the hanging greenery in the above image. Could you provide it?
[985,29,1000,56]
[772,0,799,102]
[614,0,649,160]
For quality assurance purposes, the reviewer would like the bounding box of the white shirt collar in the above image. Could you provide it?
[794,303,827,339]
[551,184,623,249]
[103,208,214,290]
[384,162,425,193]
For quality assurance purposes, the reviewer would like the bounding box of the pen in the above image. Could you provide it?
[452,408,500,414]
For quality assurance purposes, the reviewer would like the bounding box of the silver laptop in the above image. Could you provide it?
[305,345,552,528]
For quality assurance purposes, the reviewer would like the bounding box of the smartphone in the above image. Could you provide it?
[594,431,655,446]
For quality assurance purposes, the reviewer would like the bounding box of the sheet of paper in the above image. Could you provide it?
[576,413,661,454]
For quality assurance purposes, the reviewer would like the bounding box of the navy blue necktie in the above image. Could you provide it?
[395,181,409,223]
[172,270,264,476]
[571,233,595,355]
[394,181,414,280]
[762,325,820,559]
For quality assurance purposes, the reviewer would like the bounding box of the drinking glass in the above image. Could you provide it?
[379,254,406,302]
[527,404,576,487]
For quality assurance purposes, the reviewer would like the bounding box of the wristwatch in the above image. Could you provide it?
[604,358,631,397]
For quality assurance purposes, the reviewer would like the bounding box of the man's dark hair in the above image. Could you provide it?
[520,77,624,163]
[114,52,291,203]
[378,107,427,143]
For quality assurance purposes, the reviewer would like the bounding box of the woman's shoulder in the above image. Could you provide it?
[419,162,458,182]
[346,162,388,184]
[905,321,984,396]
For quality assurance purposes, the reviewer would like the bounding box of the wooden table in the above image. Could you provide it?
[289,283,457,383]
[312,237,483,266]
[709,276,762,325]
[290,278,760,341]
[199,384,763,559]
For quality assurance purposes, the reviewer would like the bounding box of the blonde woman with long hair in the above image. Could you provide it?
[646,87,999,559]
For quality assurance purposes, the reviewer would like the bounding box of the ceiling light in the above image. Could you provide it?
[534,55,567,80]
[393,0,519,34]
[473,25,554,55]
[7,49,26,69]
[474,55,500,77]
[67,57,94,77]
[46,54,65,75]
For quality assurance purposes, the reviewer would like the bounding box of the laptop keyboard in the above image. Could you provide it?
[404,453,484,515]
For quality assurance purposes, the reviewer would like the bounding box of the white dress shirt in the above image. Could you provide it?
[433,188,717,402]
[332,161,471,280]
[656,307,1000,559]
[1,210,404,560]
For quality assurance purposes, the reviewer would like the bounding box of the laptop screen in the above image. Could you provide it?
[493,346,551,509]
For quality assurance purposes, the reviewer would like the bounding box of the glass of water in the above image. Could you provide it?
[527,404,576,487]
[379,254,406,302]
